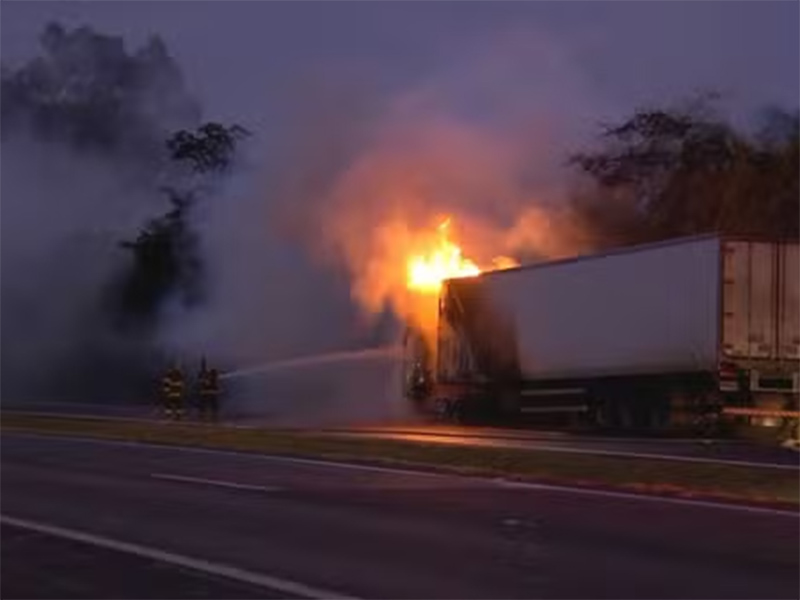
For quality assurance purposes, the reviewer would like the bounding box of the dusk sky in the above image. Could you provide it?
[2,1,799,384]
[3,1,798,133]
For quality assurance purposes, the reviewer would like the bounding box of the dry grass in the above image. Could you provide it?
[3,413,797,507]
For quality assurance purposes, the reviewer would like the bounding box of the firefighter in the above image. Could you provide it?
[197,359,221,422]
[161,364,186,420]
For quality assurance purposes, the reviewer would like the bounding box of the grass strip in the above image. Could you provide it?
[2,413,797,507]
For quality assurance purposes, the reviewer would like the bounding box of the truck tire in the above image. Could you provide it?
[584,393,605,429]
[434,398,451,421]
[442,398,459,422]
[452,398,469,424]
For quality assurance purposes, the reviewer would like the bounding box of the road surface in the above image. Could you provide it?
[2,432,798,599]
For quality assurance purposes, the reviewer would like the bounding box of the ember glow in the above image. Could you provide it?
[406,218,481,294]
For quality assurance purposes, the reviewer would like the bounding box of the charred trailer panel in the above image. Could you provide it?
[402,326,434,407]
[423,235,799,433]
[434,277,522,421]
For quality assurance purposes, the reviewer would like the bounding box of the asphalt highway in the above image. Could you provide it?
[2,432,798,599]
[1,523,279,599]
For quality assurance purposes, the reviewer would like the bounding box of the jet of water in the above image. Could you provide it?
[220,345,403,380]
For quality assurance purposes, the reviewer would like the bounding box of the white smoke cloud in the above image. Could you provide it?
[1,24,201,402]
[1,134,171,400]
[161,26,614,423]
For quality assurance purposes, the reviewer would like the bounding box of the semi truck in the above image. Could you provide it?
[403,234,800,432]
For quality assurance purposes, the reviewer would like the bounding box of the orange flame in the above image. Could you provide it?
[406,217,481,294]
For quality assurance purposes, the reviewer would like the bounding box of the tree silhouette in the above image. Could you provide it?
[1,22,248,399]
[167,122,249,172]
[570,97,799,246]
[114,122,249,328]
[1,22,200,162]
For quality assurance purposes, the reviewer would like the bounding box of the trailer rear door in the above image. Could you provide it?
[781,243,799,360]
[722,240,799,361]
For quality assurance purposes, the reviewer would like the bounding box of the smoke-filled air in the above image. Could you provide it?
[273,30,601,346]
[3,19,797,425]
[2,24,203,402]
[163,29,604,423]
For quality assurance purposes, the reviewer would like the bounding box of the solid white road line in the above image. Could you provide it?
[493,479,800,518]
[3,431,448,478]
[498,442,800,471]
[6,431,799,517]
[3,410,152,422]
[340,431,800,471]
[0,515,358,600]
[151,472,281,492]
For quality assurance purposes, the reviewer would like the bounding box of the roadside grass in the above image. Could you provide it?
[2,413,797,507]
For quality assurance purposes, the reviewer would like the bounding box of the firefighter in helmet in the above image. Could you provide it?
[197,358,221,422]
[161,363,186,420]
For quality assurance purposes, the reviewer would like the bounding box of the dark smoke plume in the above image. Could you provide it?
[1,23,203,402]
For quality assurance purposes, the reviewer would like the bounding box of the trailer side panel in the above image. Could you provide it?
[442,237,722,382]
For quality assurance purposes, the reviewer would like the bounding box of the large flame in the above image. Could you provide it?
[406,218,481,294]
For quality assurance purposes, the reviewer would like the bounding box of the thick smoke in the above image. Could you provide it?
[1,23,201,402]
[163,28,612,423]
[3,23,613,422]
[277,28,609,336]
[156,162,407,424]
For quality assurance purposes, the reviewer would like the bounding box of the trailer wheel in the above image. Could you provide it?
[437,398,456,422]
[587,393,610,429]
[433,398,449,421]
[608,402,622,430]
[648,390,671,430]
[451,399,466,423]
[584,394,604,429]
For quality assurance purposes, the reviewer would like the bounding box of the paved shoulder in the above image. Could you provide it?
[0,523,293,599]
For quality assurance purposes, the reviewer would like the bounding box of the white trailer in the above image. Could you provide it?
[405,235,799,430]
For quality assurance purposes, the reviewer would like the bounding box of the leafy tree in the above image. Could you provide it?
[113,122,249,328]
[1,23,250,399]
[1,22,200,162]
[570,97,799,246]
[115,189,199,322]
[2,23,250,328]
[167,122,249,172]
